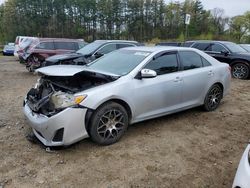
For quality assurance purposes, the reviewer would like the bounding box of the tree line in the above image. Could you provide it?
[0,0,249,44]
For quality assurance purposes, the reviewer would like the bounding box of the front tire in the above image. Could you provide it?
[26,55,42,72]
[203,84,223,111]
[89,102,129,145]
[232,62,249,79]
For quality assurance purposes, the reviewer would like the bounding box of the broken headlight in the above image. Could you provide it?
[34,78,42,89]
[51,91,87,109]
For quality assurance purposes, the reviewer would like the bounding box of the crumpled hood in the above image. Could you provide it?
[36,65,86,76]
[36,65,120,77]
[46,53,84,63]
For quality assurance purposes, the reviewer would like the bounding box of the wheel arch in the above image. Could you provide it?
[230,59,250,67]
[85,98,133,133]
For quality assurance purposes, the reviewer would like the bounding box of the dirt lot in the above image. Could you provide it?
[0,56,249,188]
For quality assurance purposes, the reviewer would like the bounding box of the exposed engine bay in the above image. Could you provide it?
[26,71,118,116]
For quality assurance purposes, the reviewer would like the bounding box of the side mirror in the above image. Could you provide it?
[94,52,104,58]
[221,50,229,56]
[140,69,157,78]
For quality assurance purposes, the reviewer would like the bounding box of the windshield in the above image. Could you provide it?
[223,42,247,53]
[240,45,250,52]
[77,41,104,55]
[87,49,151,76]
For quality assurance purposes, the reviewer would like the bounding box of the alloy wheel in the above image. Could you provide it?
[232,63,248,79]
[97,109,125,141]
[207,86,222,109]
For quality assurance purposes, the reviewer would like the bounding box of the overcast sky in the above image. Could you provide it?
[0,0,249,17]
[167,0,250,17]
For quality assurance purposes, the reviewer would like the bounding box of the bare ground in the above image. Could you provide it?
[0,56,249,188]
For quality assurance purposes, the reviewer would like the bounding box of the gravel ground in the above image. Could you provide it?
[0,56,249,188]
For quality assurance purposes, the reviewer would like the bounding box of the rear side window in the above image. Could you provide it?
[201,57,211,67]
[144,53,179,75]
[179,51,203,70]
[54,42,76,50]
[36,42,54,50]
[192,43,210,51]
[117,43,135,49]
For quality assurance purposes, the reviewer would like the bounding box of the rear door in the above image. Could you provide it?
[178,50,214,106]
[54,41,77,54]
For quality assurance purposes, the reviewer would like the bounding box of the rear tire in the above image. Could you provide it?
[232,62,249,79]
[89,102,129,145]
[203,84,223,111]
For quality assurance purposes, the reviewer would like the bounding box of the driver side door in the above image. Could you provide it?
[131,51,183,122]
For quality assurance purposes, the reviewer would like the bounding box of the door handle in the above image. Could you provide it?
[208,70,214,76]
[174,77,182,82]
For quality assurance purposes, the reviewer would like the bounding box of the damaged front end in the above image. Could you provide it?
[26,71,117,116]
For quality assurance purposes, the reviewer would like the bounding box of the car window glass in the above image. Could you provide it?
[183,42,194,47]
[97,44,117,54]
[117,43,135,49]
[36,42,54,50]
[209,44,226,52]
[144,53,178,75]
[78,42,87,49]
[193,43,210,50]
[201,57,211,67]
[179,51,203,70]
[54,42,76,50]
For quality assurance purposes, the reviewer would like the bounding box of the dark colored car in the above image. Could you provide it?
[184,40,250,79]
[155,42,182,47]
[23,38,87,71]
[43,40,142,67]
[3,43,15,55]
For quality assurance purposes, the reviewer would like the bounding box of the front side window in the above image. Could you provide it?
[97,44,117,54]
[144,53,178,75]
[36,42,54,50]
[179,51,203,70]
[193,43,210,51]
[208,44,226,52]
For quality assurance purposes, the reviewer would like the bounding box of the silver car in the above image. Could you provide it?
[23,47,231,146]
[232,143,250,188]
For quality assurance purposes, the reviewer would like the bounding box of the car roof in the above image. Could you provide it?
[38,38,83,42]
[94,40,138,44]
[121,46,195,53]
[185,40,236,45]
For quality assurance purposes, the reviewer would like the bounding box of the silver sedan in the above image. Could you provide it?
[23,47,231,146]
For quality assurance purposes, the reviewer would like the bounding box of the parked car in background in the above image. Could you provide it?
[23,38,87,72]
[14,36,35,57]
[3,43,15,56]
[240,44,250,52]
[155,42,182,47]
[43,40,142,67]
[232,143,250,188]
[185,40,250,79]
[23,47,231,146]
[17,37,38,63]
